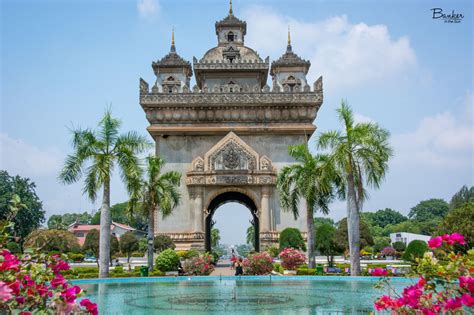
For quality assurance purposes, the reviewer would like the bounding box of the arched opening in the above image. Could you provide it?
[227,31,235,42]
[205,191,259,253]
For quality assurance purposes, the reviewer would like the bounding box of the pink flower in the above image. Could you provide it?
[8,280,20,295]
[461,293,474,307]
[374,295,400,310]
[444,297,462,311]
[61,286,82,304]
[80,299,98,315]
[428,236,443,249]
[449,233,466,245]
[50,259,70,274]
[50,274,66,288]
[370,268,388,277]
[0,250,20,271]
[16,295,26,304]
[0,281,13,302]
[460,276,474,293]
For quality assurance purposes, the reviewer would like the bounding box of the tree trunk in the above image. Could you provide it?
[99,179,111,278]
[346,173,361,276]
[147,207,155,272]
[306,203,315,269]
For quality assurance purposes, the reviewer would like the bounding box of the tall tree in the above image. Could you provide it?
[0,171,45,242]
[362,208,407,228]
[315,222,342,265]
[91,202,147,231]
[408,199,449,222]
[318,101,392,275]
[59,110,149,278]
[277,144,337,269]
[211,227,221,248]
[449,185,474,210]
[246,225,255,246]
[120,231,139,264]
[128,156,181,272]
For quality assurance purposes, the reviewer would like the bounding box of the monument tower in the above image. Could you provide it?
[139,3,323,251]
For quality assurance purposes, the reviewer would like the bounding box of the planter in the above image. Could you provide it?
[165,271,178,276]
[283,270,297,275]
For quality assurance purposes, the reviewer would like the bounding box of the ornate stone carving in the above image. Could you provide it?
[259,155,273,171]
[314,76,323,92]
[139,78,149,95]
[191,156,205,172]
[222,143,241,169]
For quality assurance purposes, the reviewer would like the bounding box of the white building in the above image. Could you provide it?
[390,232,431,245]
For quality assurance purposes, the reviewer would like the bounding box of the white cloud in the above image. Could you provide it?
[392,92,474,168]
[137,0,160,19]
[0,133,63,177]
[354,113,375,124]
[243,7,417,89]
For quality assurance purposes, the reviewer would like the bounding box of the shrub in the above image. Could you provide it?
[112,266,124,274]
[155,248,179,272]
[183,254,214,275]
[185,249,200,259]
[265,245,280,258]
[392,241,406,252]
[176,250,188,258]
[381,246,396,257]
[279,228,306,251]
[6,241,21,254]
[402,240,429,262]
[296,267,316,275]
[272,263,284,273]
[242,252,273,275]
[68,252,85,262]
[24,229,81,253]
[131,251,144,257]
[279,248,306,270]
[154,235,175,253]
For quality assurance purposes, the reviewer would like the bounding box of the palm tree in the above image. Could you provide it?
[318,101,392,275]
[59,110,149,278]
[128,156,181,271]
[277,144,336,269]
[246,225,254,246]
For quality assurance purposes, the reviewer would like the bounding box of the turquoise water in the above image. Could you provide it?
[74,276,413,314]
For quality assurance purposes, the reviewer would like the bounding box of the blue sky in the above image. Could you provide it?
[1,0,473,245]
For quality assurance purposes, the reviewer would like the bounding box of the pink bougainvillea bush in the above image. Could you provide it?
[279,248,306,270]
[381,246,396,257]
[373,233,474,313]
[183,254,214,276]
[0,250,97,314]
[242,252,273,275]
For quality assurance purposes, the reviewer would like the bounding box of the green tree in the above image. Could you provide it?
[408,199,449,222]
[59,110,149,278]
[47,215,66,230]
[314,217,335,231]
[83,229,100,266]
[246,225,255,246]
[110,234,120,265]
[383,220,421,236]
[318,101,392,275]
[363,208,407,228]
[120,232,139,263]
[373,236,391,253]
[277,144,337,268]
[91,202,146,231]
[24,229,81,253]
[153,234,176,253]
[211,227,220,248]
[315,223,342,265]
[438,202,474,248]
[393,241,406,252]
[279,227,306,252]
[449,185,474,210]
[334,217,374,253]
[0,171,45,242]
[127,156,181,271]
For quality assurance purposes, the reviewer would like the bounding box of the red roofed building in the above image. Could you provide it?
[68,221,137,246]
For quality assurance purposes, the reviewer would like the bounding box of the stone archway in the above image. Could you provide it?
[204,190,259,252]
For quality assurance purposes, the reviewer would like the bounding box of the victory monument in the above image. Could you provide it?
[139,3,323,252]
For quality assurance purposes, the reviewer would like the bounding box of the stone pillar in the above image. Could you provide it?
[260,186,271,232]
[194,187,203,232]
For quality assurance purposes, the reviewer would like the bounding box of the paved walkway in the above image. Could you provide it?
[210,259,236,276]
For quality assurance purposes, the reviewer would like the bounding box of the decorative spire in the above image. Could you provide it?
[229,0,233,15]
[170,27,176,53]
[287,25,292,52]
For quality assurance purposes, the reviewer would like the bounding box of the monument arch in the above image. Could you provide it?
[139,4,323,250]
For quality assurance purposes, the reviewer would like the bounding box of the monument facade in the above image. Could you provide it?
[139,3,323,251]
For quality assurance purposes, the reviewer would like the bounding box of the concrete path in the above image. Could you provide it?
[210,259,236,276]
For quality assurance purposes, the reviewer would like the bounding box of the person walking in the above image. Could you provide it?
[230,254,237,270]
[235,257,243,276]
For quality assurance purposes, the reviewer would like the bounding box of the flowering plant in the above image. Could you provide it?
[183,254,214,276]
[374,233,474,313]
[0,200,97,314]
[381,246,396,257]
[242,252,273,275]
[279,248,306,270]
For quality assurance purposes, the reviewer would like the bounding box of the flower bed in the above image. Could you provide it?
[183,254,214,276]
[279,248,306,270]
[242,252,273,275]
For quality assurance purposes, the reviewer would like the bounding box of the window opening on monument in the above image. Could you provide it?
[227,31,235,42]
